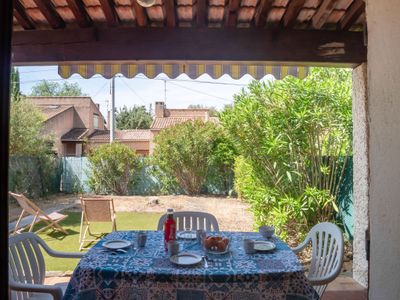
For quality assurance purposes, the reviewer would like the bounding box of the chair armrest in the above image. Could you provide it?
[9,280,63,300]
[292,236,311,254]
[44,248,85,258]
[39,243,84,258]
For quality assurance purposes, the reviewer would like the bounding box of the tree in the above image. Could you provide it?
[9,95,57,198]
[87,143,141,195]
[221,68,352,241]
[10,67,21,99]
[116,105,153,129]
[187,104,218,117]
[152,120,234,195]
[30,80,87,96]
[9,96,54,156]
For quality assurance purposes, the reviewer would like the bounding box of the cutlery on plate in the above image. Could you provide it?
[202,256,208,268]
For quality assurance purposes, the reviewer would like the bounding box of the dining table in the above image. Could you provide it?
[63,230,319,300]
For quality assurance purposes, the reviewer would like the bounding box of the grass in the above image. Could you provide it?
[33,211,162,272]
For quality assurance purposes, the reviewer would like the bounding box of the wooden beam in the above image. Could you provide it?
[339,0,365,31]
[254,0,273,28]
[66,0,92,28]
[225,0,240,27]
[33,0,65,29]
[0,1,13,299]
[99,0,119,26]
[12,27,366,65]
[197,0,207,27]
[130,0,147,26]
[312,0,336,29]
[164,0,176,27]
[282,0,305,28]
[14,0,35,30]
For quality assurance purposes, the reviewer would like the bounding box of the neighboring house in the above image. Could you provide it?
[30,97,216,156]
[29,96,106,156]
[149,101,218,153]
[86,129,151,156]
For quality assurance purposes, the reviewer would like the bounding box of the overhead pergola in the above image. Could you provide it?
[11,0,366,67]
[1,0,368,298]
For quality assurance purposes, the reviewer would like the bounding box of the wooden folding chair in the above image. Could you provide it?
[79,197,117,250]
[9,192,68,235]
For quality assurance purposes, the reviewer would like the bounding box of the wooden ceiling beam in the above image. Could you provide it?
[66,0,92,28]
[339,0,365,31]
[13,0,35,30]
[99,0,119,26]
[282,0,305,28]
[130,0,148,26]
[12,27,367,66]
[164,0,176,27]
[197,0,207,27]
[225,0,240,27]
[312,0,337,29]
[254,0,273,28]
[33,0,65,29]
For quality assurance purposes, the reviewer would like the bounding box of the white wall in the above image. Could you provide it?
[367,0,400,298]
[352,63,369,288]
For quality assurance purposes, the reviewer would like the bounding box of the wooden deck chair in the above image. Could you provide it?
[9,192,68,235]
[79,197,117,250]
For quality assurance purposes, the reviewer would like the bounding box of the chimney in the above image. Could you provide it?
[107,110,110,129]
[96,103,100,109]
[155,101,165,118]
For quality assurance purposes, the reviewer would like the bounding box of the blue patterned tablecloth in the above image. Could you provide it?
[63,231,319,300]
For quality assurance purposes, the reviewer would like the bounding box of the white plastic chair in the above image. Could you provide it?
[9,232,83,300]
[292,222,344,297]
[157,211,220,232]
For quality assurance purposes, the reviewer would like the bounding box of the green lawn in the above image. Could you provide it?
[33,211,162,272]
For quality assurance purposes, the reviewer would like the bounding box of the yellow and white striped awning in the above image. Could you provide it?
[58,62,309,80]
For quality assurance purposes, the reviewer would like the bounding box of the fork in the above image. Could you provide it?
[202,256,209,268]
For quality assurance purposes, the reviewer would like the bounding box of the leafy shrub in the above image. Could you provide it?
[152,120,235,195]
[221,68,352,241]
[87,143,141,195]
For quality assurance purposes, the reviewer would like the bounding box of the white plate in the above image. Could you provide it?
[103,240,132,250]
[170,252,202,266]
[254,240,276,252]
[177,231,197,240]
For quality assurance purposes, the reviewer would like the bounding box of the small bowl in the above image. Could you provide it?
[259,225,275,239]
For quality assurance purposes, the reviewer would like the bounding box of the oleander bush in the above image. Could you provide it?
[221,68,352,242]
[152,120,236,195]
[87,142,141,195]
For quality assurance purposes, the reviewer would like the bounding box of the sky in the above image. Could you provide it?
[18,66,274,118]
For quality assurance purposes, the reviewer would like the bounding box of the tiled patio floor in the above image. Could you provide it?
[45,275,367,299]
[322,276,367,300]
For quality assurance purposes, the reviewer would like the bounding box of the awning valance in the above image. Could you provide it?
[58,62,309,80]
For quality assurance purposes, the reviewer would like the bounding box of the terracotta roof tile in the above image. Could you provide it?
[88,129,151,141]
[151,116,218,130]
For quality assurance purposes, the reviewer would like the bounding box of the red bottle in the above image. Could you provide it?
[164,208,176,250]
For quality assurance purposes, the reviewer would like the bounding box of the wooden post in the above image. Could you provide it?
[0,0,13,298]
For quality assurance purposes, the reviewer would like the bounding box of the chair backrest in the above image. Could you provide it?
[157,211,220,231]
[81,197,115,222]
[306,222,344,296]
[9,192,42,216]
[9,233,47,300]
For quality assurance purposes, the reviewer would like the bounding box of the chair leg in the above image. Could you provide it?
[14,210,26,233]
[29,214,39,232]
